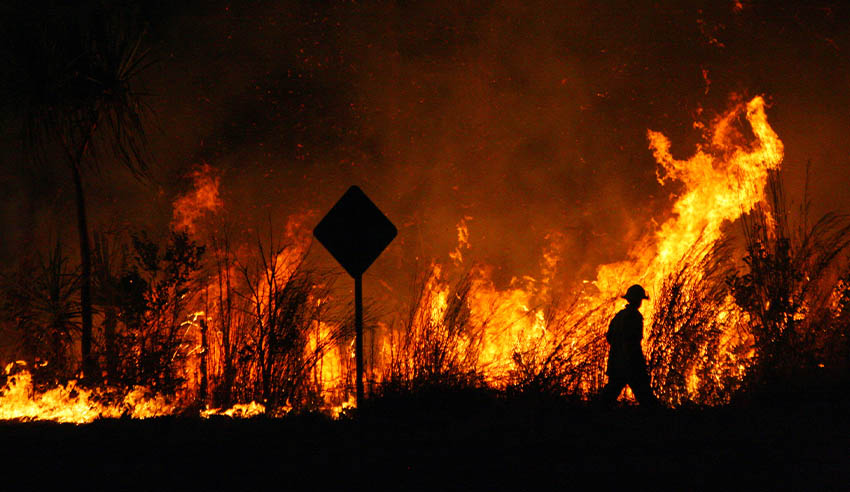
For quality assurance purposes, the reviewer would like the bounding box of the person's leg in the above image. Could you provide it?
[629,371,658,407]
[600,377,626,406]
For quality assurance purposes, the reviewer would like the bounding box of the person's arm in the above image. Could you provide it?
[625,312,643,344]
[606,313,620,343]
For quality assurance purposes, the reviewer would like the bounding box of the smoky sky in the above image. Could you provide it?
[3,0,850,298]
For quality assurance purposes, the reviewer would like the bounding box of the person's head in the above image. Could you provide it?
[622,284,649,308]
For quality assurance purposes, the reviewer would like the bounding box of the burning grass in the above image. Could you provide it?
[3,95,850,423]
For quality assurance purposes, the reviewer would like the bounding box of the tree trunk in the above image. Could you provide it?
[216,244,234,407]
[199,317,208,405]
[71,162,96,381]
[221,304,234,407]
[104,307,118,382]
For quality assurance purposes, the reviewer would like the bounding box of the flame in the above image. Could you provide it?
[649,96,783,270]
[171,163,223,234]
[378,95,784,399]
[201,402,266,418]
[1,95,787,421]
[310,317,349,413]
[0,365,271,423]
[589,97,781,314]
[468,267,543,377]
[449,216,472,265]
[0,366,175,423]
[326,395,356,419]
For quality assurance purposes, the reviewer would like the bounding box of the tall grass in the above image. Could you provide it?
[380,269,484,392]
[648,240,744,406]
[505,298,608,401]
[729,173,850,391]
[4,171,850,412]
[233,232,335,413]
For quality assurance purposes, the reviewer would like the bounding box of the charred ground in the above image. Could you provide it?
[4,387,850,490]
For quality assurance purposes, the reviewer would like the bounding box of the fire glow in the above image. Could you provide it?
[0,95,786,422]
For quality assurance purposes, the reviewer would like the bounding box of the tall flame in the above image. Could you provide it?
[0,96,786,421]
[413,95,784,394]
[595,95,783,307]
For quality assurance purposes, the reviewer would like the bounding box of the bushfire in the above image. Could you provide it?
[6,94,845,424]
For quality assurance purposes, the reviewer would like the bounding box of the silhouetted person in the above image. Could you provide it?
[600,284,658,407]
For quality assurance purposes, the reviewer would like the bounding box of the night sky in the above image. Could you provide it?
[3,0,850,301]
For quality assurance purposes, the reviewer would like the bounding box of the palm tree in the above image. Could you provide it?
[7,5,155,381]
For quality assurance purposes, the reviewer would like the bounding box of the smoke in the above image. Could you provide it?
[3,0,850,304]
[171,164,224,235]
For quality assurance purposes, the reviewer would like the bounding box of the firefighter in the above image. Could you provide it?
[600,284,658,407]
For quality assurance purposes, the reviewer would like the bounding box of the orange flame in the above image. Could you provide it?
[0,364,175,423]
[0,96,786,421]
[397,95,784,397]
[172,163,223,234]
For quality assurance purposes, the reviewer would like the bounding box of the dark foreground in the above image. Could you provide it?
[2,390,849,490]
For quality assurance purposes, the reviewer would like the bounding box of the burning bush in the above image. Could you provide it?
[506,299,607,400]
[380,267,484,391]
[648,240,745,406]
[728,174,850,392]
[230,232,336,414]
[10,94,850,421]
[106,231,205,394]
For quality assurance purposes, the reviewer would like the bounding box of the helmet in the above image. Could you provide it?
[622,284,649,302]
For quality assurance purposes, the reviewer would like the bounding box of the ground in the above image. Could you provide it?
[2,390,849,490]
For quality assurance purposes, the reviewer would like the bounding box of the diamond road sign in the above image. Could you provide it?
[313,186,397,278]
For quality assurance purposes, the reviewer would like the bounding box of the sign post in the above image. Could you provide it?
[354,275,363,403]
[313,186,397,408]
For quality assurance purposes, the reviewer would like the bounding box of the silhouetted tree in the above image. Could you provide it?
[235,229,331,413]
[209,230,238,407]
[114,231,204,392]
[0,241,81,384]
[7,4,155,381]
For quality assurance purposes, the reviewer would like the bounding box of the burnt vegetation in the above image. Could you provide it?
[2,170,850,417]
[0,224,346,415]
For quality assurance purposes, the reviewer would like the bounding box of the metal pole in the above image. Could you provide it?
[354,275,364,408]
